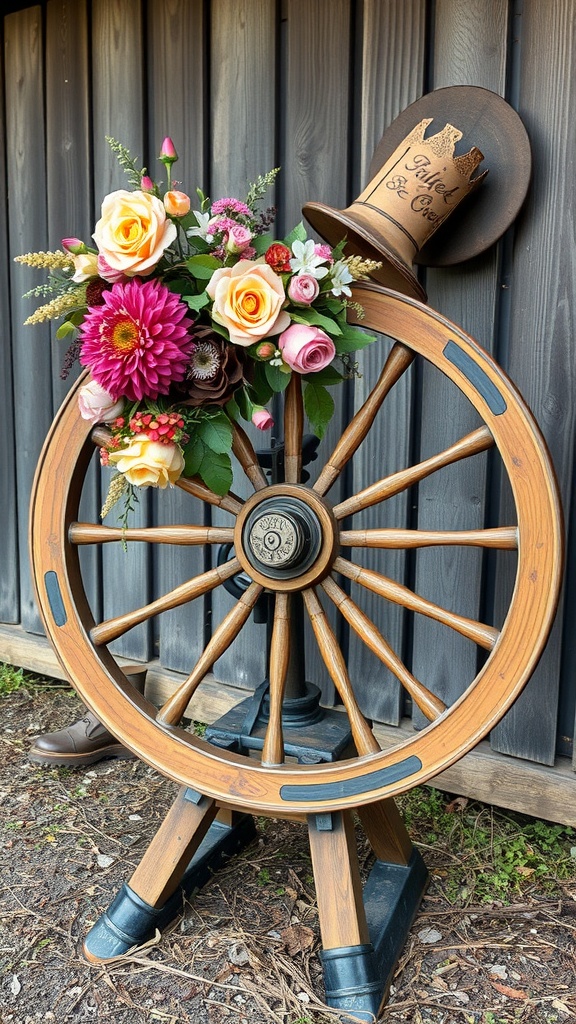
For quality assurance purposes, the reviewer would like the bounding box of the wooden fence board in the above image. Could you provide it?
[0,42,18,626]
[491,0,576,763]
[410,0,509,722]
[5,7,52,635]
[0,0,574,782]
[345,0,426,724]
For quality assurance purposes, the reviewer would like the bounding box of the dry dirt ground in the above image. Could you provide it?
[1,683,576,1024]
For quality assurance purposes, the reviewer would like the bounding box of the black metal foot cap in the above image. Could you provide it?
[320,943,382,1021]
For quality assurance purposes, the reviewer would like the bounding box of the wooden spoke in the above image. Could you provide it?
[313,342,415,496]
[69,523,235,546]
[334,425,495,521]
[261,593,291,766]
[90,558,241,647]
[284,373,304,484]
[339,526,518,550]
[321,576,446,721]
[231,421,268,490]
[156,582,264,726]
[334,556,499,650]
[176,475,243,515]
[302,588,380,756]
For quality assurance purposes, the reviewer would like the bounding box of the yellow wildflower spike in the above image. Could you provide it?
[14,250,74,270]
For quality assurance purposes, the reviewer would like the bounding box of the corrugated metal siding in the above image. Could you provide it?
[1,0,575,774]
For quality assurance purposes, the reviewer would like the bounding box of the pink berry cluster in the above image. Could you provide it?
[128,411,188,444]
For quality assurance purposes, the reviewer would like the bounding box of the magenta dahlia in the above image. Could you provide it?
[79,278,194,401]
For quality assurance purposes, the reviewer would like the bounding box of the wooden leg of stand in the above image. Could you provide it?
[128,786,218,907]
[308,810,369,948]
[357,797,413,866]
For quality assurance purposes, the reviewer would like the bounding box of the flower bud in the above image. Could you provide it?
[164,190,191,217]
[159,137,178,163]
[140,175,155,192]
[255,342,276,360]
[62,237,88,255]
[252,407,274,431]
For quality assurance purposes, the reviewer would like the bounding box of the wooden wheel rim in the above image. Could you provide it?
[29,284,563,814]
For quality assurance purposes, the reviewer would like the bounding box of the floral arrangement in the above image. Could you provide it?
[16,137,380,517]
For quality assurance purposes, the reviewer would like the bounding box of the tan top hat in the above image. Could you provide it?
[303,86,532,302]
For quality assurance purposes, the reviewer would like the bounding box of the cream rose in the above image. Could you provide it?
[108,435,184,488]
[78,381,125,423]
[93,189,177,277]
[206,259,290,346]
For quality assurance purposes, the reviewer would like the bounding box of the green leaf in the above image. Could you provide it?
[186,254,222,279]
[199,449,233,496]
[183,434,206,478]
[197,411,234,454]
[282,222,307,247]
[265,361,291,393]
[233,385,256,421]
[251,232,274,256]
[184,291,211,312]
[303,365,344,386]
[289,307,342,335]
[334,324,377,354]
[56,320,79,340]
[303,381,335,440]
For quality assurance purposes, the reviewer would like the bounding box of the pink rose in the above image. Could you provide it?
[252,408,274,430]
[78,380,125,423]
[225,223,253,255]
[97,254,126,283]
[206,259,290,346]
[278,324,336,374]
[287,273,320,305]
[164,190,191,217]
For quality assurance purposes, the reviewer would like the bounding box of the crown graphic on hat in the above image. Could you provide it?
[303,86,532,302]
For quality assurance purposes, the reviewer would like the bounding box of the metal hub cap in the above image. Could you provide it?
[243,497,323,579]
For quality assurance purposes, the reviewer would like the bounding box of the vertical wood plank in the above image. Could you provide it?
[207,0,278,689]
[0,24,18,625]
[5,7,52,634]
[346,0,426,725]
[91,0,152,662]
[410,0,508,722]
[491,0,576,764]
[147,0,208,675]
[45,0,101,623]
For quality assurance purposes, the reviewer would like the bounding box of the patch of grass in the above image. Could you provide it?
[398,786,576,904]
[0,662,69,697]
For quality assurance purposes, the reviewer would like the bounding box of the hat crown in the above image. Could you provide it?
[352,118,486,266]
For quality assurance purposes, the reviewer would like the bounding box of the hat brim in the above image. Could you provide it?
[301,200,427,301]
[368,85,532,267]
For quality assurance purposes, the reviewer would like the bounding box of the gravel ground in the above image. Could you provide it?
[1,684,576,1024]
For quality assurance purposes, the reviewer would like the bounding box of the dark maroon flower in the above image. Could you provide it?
[177,328,246,407]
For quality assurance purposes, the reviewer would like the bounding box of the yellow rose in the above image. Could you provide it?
[93,189,177,276]
[72,252,99,283]
[108,435,184,488]
[206,259,291,346]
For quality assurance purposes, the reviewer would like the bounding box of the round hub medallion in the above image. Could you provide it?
[243,497,323,579]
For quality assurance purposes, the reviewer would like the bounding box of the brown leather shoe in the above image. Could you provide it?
[28,710,136,766]
[28,668,146,767]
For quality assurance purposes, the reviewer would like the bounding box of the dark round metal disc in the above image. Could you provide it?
[368,85,532,267]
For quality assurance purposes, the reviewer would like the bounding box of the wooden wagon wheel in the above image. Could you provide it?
[29,282,563,817]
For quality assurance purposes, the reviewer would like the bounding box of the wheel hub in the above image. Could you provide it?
[233,483,339,591]
[243,497,323,579]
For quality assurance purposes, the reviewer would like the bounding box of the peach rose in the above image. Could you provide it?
[278,323,336,373]
[206,259,290,346]
[164,190,191,217]
[78,380,125,423]
[93,189,177,277]
[108,435,184,488]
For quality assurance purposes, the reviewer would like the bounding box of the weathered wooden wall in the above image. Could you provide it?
[1,0,575,821]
